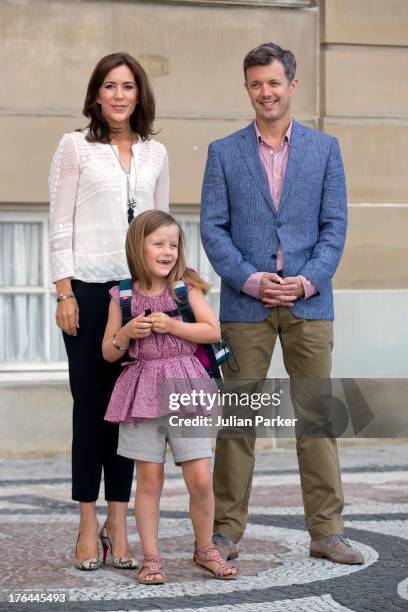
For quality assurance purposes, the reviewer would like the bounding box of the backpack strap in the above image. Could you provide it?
[118,279,191,323]
[172,280,195,323]
[173,281,223,379]
[119,279,133,324]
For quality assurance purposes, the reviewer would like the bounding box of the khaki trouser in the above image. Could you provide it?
[213,307,344,542]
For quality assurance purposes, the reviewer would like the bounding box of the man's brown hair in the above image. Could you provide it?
[244,42,296,82]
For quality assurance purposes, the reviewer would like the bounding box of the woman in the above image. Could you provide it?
[49,52,169,570]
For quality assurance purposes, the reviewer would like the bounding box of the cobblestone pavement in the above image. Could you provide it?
[0,443,407,612]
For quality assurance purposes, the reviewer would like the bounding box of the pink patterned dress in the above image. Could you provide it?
[104,284,215,423]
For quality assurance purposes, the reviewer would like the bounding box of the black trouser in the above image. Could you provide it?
[63,280,134,502]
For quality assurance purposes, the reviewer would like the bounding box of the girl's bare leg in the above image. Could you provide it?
[135,460,164,581]
[182,458,238,577]
[182,458,214,547]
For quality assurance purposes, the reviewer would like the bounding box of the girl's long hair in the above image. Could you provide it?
[126,211,211,295]
[81,51,155,143]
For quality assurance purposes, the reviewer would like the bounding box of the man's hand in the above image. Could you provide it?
[260,273,304,308]
[281,276,305,297]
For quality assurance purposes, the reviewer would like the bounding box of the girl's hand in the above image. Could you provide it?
[149,312,174,334]
[56,297,79,336]
[124,312,153,339]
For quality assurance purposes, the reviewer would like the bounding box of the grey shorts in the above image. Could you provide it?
[118,415,212,465]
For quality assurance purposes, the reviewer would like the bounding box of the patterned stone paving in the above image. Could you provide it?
[0,444,407,611]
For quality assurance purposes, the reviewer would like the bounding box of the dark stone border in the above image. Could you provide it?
[0,495,408,529]
[1,495,408,525]
[1,464,407,487]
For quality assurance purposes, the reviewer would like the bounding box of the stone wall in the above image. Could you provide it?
[320,0,408,289]
[0,0,318,204]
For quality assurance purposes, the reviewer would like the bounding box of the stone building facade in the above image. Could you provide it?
[1,0,407,453]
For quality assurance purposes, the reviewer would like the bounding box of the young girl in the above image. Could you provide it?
[102,210,238,584]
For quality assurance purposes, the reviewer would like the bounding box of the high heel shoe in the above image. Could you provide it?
[99,521,138,569]
[75,533,100,571]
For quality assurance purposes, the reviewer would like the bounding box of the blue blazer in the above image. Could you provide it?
[200,120,347,322]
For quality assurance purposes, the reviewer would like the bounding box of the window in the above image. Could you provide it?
[0,209,66,383]
[0,207,220,383]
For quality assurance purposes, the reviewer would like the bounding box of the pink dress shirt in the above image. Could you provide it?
[242,119,316,300]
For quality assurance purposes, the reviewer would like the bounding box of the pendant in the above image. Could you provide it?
[127,199,137,225]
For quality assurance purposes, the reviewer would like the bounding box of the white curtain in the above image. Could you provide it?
[0,223,43,361]
[0,222,65,363]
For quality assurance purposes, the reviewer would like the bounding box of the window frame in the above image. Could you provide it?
[0,207,68,384]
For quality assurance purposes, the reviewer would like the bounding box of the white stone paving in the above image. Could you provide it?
[0,500,40,511]
[249,501,408,516]
[397,577,408,602]
[62,525,375,602]
[251,471,407,486]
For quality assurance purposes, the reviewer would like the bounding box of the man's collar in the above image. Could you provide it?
[254,118,293,146]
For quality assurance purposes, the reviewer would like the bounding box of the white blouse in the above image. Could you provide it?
[49,131,169,283]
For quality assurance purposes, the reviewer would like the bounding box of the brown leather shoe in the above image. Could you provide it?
[212,533,239,561]
[310,534,364,565]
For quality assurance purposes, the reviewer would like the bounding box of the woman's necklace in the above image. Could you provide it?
[109,143,138,224]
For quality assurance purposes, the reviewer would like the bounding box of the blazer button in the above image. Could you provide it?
[271,254,277,260]
[276,221,282,228]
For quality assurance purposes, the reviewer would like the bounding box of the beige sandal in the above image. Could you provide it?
[194,543,239,580]
[137,554,167,585]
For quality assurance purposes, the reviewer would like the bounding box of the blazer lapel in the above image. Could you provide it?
[238,123,275,213]
[279,120,311,211]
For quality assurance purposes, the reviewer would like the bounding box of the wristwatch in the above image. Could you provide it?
[56,292,75,302]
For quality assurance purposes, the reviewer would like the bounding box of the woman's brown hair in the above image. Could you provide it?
[125,211,211,296]
[81,52,155,143]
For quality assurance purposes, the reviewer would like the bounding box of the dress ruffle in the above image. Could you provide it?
[105,353,216,422]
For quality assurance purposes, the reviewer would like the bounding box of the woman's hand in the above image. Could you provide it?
[56,297,79,336]
[148,312,174,335]
[123,312,153,339]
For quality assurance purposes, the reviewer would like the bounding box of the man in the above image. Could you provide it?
[200,42,363,565]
